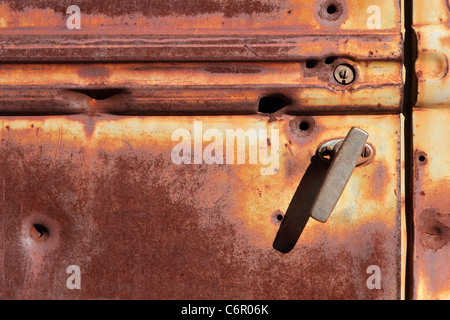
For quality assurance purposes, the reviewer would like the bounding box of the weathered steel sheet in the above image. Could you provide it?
[0,0,402,61]
[412,0,450,300]
[0,114,402,299]
[412,109,450,300]
[415,0,450,109]
[0,62,403,115]
[0,0,405,301]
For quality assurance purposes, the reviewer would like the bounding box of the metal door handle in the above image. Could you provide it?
[311,127,369,223]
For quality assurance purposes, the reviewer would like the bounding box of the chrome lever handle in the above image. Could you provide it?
[310,127,369,223]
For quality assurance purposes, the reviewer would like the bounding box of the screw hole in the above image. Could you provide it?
[271,210,285,225]
[318,1,344,22]
[419,155,426,162]
[299,121,310,131]
[327,5,337,14]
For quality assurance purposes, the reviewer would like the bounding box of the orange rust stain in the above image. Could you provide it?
[0,0,401,30]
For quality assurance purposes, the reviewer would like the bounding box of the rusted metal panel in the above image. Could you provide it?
[0,0,402,61]
[0,0,405,301]
[412,109,450,300]
[0,61,403,115]
[414,0,450,109]
[0,114,402,299]
[412,0,450,300]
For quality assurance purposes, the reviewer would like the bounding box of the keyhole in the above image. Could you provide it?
[339,70,347,83]
[334,64,355,85]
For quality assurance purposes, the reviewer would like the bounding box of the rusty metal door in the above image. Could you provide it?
[410,0,450,300]
[0,0,443,301]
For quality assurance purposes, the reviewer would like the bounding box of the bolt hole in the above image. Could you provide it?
[258,94,290,114]
[306,60,318,69]
[419,155,426,162]
[299,121,310,131]
[318,1,343,22]
[327,5,337,14]
[271,210,285,225]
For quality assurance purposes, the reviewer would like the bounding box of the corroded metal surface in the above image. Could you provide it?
[414,0,450,109]
[412,0,450,300]
[412,110,450,300]
[0,0,405,300]
[0,114,401,299]
[0,62,403,115]
[0,0,402,61]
